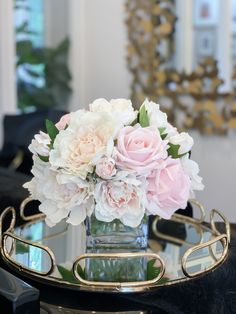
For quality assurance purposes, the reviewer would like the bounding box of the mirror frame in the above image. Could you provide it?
[126,0,236,134]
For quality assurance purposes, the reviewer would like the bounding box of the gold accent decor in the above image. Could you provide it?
[181,234,228,278]
[152,199,206,246]
[0,198,230,293]
[1,231,56,276]
[126,0,236,134]
[9,150,24,170]
[73,252,165,289]
[152,215,204,247]
[188,199,206,223]
[0,207,16,242]
[210,208,231,243]
[20,197,45,221]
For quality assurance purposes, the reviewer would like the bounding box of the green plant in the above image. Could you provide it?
[15,0,72,111]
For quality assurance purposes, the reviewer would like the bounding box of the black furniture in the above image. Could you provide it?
[0,109,67,175]
[0,268,40,314]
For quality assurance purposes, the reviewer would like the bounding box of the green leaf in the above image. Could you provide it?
[158,127,166,135]
[57,264,85,284]
[45,119,59,143]
[131,118,138,126]
[16,242,29,254]
[138,103,149,127]
[16,40,33,57]
[38,155,49,163]
[147,259,159,280]
[147,259,169,283]
[158,127,168,140]
[167,143,187,159]
[77,263,85,279]
[167,143,180,158]
[57,265,78,284]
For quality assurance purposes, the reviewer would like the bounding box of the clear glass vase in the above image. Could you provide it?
[85,214,148,282]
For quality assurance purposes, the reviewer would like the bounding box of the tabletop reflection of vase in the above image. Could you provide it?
[85,214,148,282]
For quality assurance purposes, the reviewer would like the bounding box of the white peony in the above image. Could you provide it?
[89,98,110,112]
[49,110,120,179]
[89,98,137,126]
[24,157,94,227]
[168,132,194,155]
[94,171,146,227]
[29,131,51,157]
[180,154,204,196]
[66,195,94,226]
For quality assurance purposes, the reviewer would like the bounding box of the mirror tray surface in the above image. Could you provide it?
[0,202,229,294]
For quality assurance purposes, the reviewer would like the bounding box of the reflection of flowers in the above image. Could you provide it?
[24,98,204,227]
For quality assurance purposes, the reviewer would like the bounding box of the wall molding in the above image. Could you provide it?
[0,0,17,146]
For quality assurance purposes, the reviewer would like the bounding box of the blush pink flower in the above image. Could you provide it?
[146,158,191,219]
[94,173,145,227]
[56,113,71,130]
[114,124,168,175]
[95,156,116,179]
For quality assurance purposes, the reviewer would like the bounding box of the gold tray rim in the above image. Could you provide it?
[0,199,230,294]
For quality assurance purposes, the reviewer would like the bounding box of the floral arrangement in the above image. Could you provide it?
[24,99,204,228]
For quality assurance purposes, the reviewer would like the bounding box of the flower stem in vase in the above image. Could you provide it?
[85,215,148,282]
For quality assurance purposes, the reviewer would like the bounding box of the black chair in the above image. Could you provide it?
[0,109,68,175]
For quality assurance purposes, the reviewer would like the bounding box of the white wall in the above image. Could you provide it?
[191,131,236,222]
[69,0,131,110]
[44,0,69,47]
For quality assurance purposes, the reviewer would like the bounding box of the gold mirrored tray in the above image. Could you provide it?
[0,199,230,294]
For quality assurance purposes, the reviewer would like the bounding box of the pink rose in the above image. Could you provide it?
[146,158,191,219]
[114,125,168,174]
[55,113,71,130]
[95,156,117,179]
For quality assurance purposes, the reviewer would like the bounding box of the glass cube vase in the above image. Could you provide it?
[85,214,148,282]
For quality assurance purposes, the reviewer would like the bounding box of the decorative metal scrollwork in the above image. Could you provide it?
[126,0,236,134]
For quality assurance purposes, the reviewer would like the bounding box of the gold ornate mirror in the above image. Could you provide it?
[126,0,236,134]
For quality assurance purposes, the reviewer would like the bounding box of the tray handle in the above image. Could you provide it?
[73,252,165,289]
[20,197,45,221]
[210,208,231,243]
[181,233,228,278]
[0,207,16,242]
[2,232,56,277]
